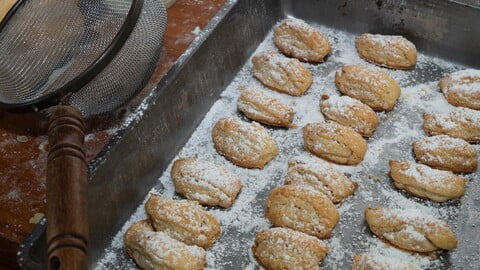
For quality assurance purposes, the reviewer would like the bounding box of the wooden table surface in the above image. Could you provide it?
[0,0,225,268]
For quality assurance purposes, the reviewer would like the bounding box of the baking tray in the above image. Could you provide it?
[18,0,480,269]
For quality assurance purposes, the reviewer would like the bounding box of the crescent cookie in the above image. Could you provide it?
[352,253,422,270]
[237,88,295,128]
[124,220,207,270]
[265,185,339,238]
[335,65,401,111]
[211,117,278,168]
[285,155,358,203]
[389,160,467,202]
[423,107,480,142]
[273,18,331,62]
[252,227,328,270]
[413,135,477,173]
[303,121,367,165]
[439,69,480,110]
[355,33,417,69]
[365,207,457,253]
[320,94,379,137]
[145,195,221,248]
[171,157,243,207]
[252,51,313,96]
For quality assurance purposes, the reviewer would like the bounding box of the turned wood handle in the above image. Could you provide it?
[46,105,88,270]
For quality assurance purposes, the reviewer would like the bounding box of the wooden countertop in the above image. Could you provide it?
[0,0,225,268]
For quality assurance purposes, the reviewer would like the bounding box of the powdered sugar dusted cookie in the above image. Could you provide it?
[423,107,480,142]
[440,69,480,110]
[285,155,357,203]
[335,65,401,111]
[356,33,417,69]
[237,88,295,128]
[265,185,339,238]
[252,227,328,270]
[145,195,221,248]
[252,51,313,96]
[212,116,278,168]
[389,160,467,202]
[320,95,379,137]
[413,135,477,173]
[124,220,206,270]
[171,157,243,207]
[303,121,368,165]
[352,253,422,270]
[365,207,457,252]
[274,18,331,62]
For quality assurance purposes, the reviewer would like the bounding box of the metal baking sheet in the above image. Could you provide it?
[19,0,480,269]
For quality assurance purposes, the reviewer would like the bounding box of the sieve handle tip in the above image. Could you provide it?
[46,105,88,270]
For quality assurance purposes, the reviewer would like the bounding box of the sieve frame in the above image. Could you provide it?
[0,0,143,112]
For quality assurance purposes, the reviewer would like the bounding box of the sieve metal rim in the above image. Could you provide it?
[0,0,143,110]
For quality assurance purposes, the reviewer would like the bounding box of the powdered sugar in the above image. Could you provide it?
[95,18,476,270]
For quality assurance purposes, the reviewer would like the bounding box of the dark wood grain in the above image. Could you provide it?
[0,0,225,268]
[46,106,87,270]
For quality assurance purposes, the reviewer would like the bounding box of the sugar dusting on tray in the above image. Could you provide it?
[95,20,477,270]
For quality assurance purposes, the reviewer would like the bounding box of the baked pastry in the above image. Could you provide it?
[237,88,295,128]
[423,107,480,142]
[303,121,367,165]
[355,33,417,69]
[211,117,278,168]
[252,51,313,96]
[389,160,467,202]
[285,156,358,203]
[273,18,331,62]
[352,253,422,270]
[335,65,401,111]
[320,94,379,137]
[413,135,477,173]
[439,69,480,110]
[124,220,206,270]
[252,227,328,270]
[265,185,339,238]
[145,195,221,248]
[365,207,457,252]
[171,157,243,207]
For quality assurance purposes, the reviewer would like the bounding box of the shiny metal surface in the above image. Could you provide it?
[19,0,480,269]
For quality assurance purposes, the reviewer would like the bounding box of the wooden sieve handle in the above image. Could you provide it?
[46,106,88,270]
[0,0,18,23]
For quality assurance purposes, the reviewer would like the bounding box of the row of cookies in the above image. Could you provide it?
[388,70,480,202]
[253,155,359,269]
[124,158,245,269]
[354,71,480,268]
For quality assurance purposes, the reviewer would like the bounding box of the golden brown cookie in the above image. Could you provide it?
[265,185,339,238]
[389,160,467,202]
[170,157,243,207]
[285,156,358,203]
[413,135,477,173]
[124,220,207,270]
[423,107,480,142]
[352,253,422,270]
[252,227,328,270]
[365,207,457,253]
[439,69,480,110]
[355,33,417,69]
[303,121,367,165]
[335,65,401,111]
[237,88,295,128]
[273,18,331,62]
[211,117,279,168]
[145,195,221,248]
[252,51,313,96]
[320,94,379,137]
